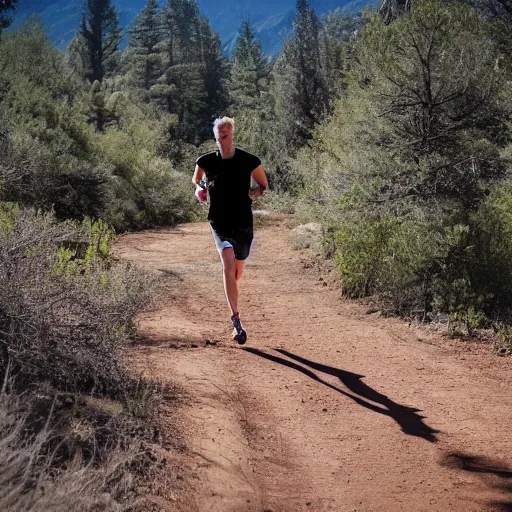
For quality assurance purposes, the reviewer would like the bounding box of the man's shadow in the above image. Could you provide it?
[242,347,438,443]
[443,452,512,511]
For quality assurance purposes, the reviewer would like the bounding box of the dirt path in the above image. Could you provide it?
[115,216,512,512]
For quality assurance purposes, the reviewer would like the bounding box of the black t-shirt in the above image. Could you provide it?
[196,148,261,227]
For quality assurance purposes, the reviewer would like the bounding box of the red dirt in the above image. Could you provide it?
[115,216,512,512]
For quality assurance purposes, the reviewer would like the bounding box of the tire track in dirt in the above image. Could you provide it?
[115,216,512,512]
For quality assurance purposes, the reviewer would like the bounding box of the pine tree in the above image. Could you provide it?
[79,0,122,83]
[294,0,328,132]
[159,0,205,140]
[0,0,18,32]
[162,0,202,65]
[230,19,268,112]
[65,32,89,80]
[127,0,163,95]
[228,20,271,158]
[272,0,328,150]
[201,16,230,121]
[321,10,356,98]
[156,0,228,143]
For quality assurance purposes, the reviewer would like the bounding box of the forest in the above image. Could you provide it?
[1,0,512,508]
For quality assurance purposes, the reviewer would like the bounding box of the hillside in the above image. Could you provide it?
[12,0,379,55]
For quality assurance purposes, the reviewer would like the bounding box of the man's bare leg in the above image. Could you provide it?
[220,247,238,315]
[220,248,247,343]
[234,258,245,287]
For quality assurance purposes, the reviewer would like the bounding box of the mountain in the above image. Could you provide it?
[11,0,379,56]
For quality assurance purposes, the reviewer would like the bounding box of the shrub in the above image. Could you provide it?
[332,214,496,321]
[91,109,199,231]
[333,217,441,310]
[101,157,198,231]
[0,207,173,509]
[292,0,512,330]
[464,180,512,320]
[0,392,134,512]
[0,208,151,394]
[130,164,198,229]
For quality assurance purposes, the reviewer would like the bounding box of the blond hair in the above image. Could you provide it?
[213,116,235,138]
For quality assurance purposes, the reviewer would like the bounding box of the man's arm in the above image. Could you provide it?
[192,165,207,202]
[192,164,205,187]
[250,165,268,198]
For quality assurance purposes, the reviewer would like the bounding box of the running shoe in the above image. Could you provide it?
[231,313,247,345]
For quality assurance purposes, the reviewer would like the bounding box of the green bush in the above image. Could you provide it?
[331,190,512,326]
[0,207,173,509]
[0,124,113,226]
[333,217,443,312]
[332,213,498,321]
[292,0,512,330]
[0,209,151,394]
[0,23,198,231]
[464,180,512,320]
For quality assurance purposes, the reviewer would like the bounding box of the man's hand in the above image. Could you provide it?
[192,165,206,202]
[249,185,265,199]
[250,165,268,199]
[195,186,207,202]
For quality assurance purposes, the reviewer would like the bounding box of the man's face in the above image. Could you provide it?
[215,123,233,147]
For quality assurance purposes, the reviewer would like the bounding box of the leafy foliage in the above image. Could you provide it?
[294,0,512,325]
[0,20,198,230]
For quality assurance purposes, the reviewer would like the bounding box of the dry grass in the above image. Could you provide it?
[0,208,177,510]
[0,390,142,512]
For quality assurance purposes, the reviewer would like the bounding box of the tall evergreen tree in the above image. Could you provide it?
[65,32,89,80]
[160,0,205,140]
[0,0,18,32]
[201,17,230,122]
[321,10,356,98]
[230,19,268,112]
[162,0,202,65]
[272,0,328,150]
[79,0,122,83]
[157,0,227,143]
[228,20,270,159]
[127,0,163,95]
[294,0,328,130]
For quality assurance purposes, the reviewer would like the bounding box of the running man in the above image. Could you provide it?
[192,116,268,344]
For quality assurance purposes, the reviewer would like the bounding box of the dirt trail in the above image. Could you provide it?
[115,216,512,512]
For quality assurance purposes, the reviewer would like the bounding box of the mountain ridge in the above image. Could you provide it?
[12,0,378,56]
